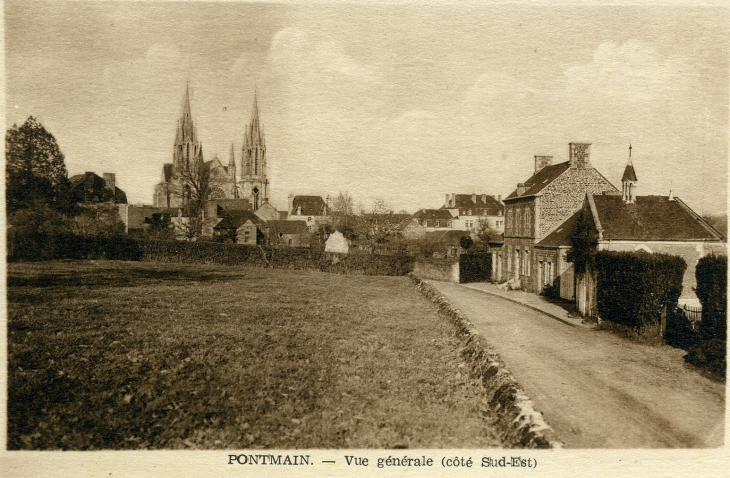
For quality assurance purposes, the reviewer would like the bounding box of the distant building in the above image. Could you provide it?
[268,220,310,247]
[153,85,269,209]
[441,193,504,232]
[411,209,456,231]
[212,210,266,245]
[69,172,127,204]
[287,195,331,232]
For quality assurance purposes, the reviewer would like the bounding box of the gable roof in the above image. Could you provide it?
[213,199,252,217]
[268,220,308,235]
[505,161,571,200]
[537,210,581,247]
[413,208,454,220]
[213,210,264,230]
[444,194,504,215]
[588,194,724,242]
[424,230,471,245]
[291,195,328,216]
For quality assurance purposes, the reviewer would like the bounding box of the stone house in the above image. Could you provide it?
[202,198,252,237]
[267,220,310,247]
[213,210,265,245]
[411,208,457,231]
[492,143,618,295]
[287,194,331,232]
[441,193,505,233]
[574,159,725,315]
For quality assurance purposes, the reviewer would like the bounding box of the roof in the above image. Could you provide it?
[424,230,471,245]
[413,209,454,220]
[621,162,638,182]
[126,205,179,229]
[505,161,571,200]
[69,172,127,204]
[268,220,308,235]
[537,210,581,247]
[213,199,252,217]
[589,194,723,242]
[214,210,264,230]
[291,195,328,216]
[443,194,504,215]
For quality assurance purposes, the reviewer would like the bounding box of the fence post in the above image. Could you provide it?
[660,303,667,339]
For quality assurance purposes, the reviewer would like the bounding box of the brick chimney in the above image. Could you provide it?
[516,183,527,196]
[569,142,592,169]
[497,195,502,203]
[450,193,455,208]
[472,193,476,204]
[534,155,553,174]
[481,194,486,204]
[444,194,450,207]
[103,173,116,203]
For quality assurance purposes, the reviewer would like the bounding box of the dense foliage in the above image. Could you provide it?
[566,208,598,270]
[594,251,686,331]
[459,252,491,283]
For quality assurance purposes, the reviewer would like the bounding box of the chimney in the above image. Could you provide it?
[450,193,455,208]
[84,172,95,202]
[516,183,527,196]
[668,189,674,201]
[569,142,592,169]
[445,194,449,207]
[534,155,553,174]
[288,193,294,213]
[497,194,502,203]
[326,194,331,209]
[472,193,476,204]
[103,173,116,203]
[481,194,486,204]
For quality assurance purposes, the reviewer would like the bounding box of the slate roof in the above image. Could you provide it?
[536,210,581,247]
[505,161,571,200]
[291,196,328,216]
[213,210,264,230]
[589,194,723,242]
[424,230,471,245]
[444,194,504,215]
[213,199,252,217]
[621,163,638,182]
[268,220,308,235]
[413,209,454,220]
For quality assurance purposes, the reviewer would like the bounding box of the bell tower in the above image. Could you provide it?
[240,91,268,209]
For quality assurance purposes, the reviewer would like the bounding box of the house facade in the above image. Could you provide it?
[492,143,619,296]
[287,195,331,232]
[441,193,505,233]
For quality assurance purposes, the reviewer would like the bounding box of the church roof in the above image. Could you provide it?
[505,161,571,200]
[588,194,723,242]
[291,195,328,216]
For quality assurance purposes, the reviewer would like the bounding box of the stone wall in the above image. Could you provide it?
[538,168,617,239]
[413,259,459,282]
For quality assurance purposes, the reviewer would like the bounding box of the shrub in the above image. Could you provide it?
[459,252,491,283]
[594,251,686,331]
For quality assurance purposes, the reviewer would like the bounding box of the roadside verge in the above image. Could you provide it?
[410,274,563,449]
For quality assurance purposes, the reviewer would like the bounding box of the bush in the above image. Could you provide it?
[594,251,686,331]
[685,255,727,378]
[459,252,491,283]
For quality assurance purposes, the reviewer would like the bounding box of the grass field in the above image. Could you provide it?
[7,260,501,450]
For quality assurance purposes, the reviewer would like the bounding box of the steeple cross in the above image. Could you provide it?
[629,143,632,158]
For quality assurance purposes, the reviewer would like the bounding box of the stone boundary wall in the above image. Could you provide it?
[410,274,562,449]
[412,259,459,282]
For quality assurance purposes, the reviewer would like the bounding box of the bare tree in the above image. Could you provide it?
[170,159,226,240]
[331,191,354,215]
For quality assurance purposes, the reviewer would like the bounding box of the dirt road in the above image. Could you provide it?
[428,280,725,448]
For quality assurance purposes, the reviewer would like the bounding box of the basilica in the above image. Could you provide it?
[153,85,269,210]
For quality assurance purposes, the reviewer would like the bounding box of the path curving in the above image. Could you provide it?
[427,280,725,448]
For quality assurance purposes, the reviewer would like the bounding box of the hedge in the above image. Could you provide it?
[7,233,414,277]
[459,252,491,283]
[594,251,686,330]
[685,255,727,377]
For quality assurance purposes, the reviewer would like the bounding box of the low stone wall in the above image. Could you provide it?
[412,259,459,283]
[411,274,562,448]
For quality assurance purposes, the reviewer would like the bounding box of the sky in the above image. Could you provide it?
[5,1,728,215]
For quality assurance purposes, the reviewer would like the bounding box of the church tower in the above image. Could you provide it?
[173,83,204,177]
[240,92,268,210]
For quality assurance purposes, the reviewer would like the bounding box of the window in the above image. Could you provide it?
[435,220,440,227]
[244,231,250,243]
[307,216,312,222]
[307,225,313,232]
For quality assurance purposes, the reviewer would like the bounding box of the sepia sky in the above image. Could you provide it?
[5,1,728,215]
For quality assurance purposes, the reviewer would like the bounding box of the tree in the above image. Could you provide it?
[474,218,500,250]
[170,158,226,240]
[6,116,73,214]
[71,204,126,237]
[331,191,354,215]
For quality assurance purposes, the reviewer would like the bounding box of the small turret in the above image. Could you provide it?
[622,144,638,204]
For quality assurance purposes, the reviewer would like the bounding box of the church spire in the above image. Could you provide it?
[622,144,638,204]
[173,83,203,174]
